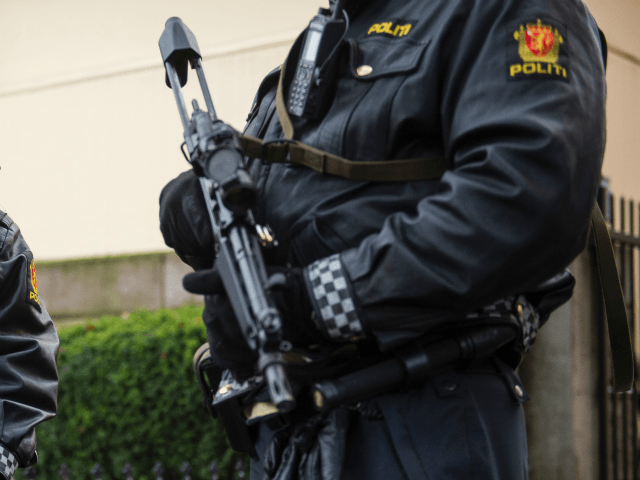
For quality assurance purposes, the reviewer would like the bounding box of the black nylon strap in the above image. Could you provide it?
[591,204,635,392]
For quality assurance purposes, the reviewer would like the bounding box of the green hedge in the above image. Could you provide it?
[22,306,249,480]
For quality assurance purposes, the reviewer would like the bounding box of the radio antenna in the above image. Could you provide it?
[331,0,347,19]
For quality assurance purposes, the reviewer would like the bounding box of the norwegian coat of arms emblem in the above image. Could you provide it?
[27,258,41,309]
[509,18,568,80]
[514,19,563,63]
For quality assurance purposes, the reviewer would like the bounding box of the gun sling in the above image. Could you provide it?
[236,67,633,393]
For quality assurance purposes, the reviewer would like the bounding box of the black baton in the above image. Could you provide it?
[312,325,517,411]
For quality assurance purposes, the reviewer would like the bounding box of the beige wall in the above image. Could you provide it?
[585,0,640,205]
[0,0,320,260]
[0,0,638,260]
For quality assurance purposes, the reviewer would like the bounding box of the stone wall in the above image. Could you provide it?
[37,251,202,321]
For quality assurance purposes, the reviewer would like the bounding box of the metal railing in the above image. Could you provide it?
[597,180,640,480]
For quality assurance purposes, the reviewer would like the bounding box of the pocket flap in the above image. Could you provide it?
[349,38,430,80]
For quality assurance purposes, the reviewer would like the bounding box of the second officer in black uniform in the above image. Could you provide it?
[0,211,59,480]
[160,0,607,477]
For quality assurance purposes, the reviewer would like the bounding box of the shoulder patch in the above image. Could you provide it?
[507,19,569,82]
[26,255,42,312]
[367,19,415,38]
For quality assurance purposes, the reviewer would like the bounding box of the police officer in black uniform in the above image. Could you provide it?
[159,0,606,477]
[0,211,59,480]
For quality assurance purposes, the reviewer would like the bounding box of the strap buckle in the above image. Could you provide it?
[261,138,296,164]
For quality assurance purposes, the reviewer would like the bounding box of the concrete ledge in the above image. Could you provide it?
[36,251,203,320]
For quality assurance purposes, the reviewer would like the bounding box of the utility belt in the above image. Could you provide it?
[193,323,520,458]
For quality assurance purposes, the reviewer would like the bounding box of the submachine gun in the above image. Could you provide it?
[158,17,296,422]
[158,16,523,447]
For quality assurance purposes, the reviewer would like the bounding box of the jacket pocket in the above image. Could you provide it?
[321,37,431,162]
[290,217,351,266]
[347,36,430,80]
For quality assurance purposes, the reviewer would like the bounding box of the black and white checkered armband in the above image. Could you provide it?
[0,445,18,480]
[304,254,366,342]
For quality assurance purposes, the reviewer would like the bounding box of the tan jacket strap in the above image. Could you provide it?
[268,70,447,180]
[238,134,447,182]
[591,203,635,392]
[288,143,447,181]
[275,69,295,140]
[237,135,265,159]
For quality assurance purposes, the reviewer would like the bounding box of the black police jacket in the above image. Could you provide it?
[0,212,59,473]
[237,0,605,351]
[161,0,603,357]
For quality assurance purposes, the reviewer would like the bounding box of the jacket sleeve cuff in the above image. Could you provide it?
[0,444,19,480]
[464,294,541,354]
[303,253,366,342]
[14,429,38,469]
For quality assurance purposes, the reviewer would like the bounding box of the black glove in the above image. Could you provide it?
[262,409,349,480]
[183,266,324,377]
[159,170,215,271]
[525,269,575,326]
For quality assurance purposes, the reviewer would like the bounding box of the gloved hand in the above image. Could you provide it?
[262,408,349,480]
[183,265,325,377]
[159,170,215,271]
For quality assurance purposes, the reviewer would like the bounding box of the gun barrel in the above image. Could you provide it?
[164,61,192,140]
[262,355,296,413]
[195,59,217,119]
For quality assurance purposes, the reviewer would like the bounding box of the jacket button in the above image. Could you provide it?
[357,65,373,76]
[515,385,524,397]
[444,382,457,391]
